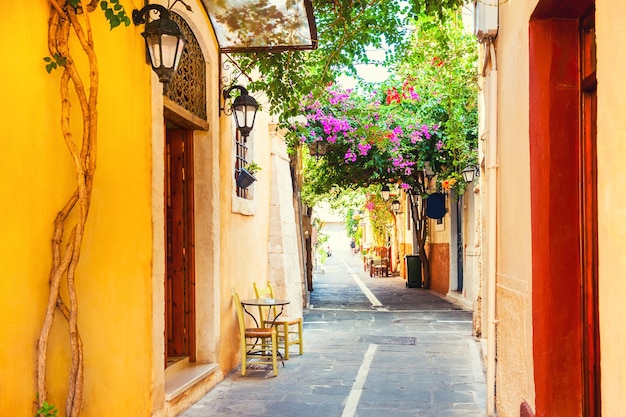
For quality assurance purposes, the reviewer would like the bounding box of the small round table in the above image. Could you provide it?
[240,298,290,328]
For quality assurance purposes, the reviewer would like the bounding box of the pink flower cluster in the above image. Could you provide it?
[358,143,372,156]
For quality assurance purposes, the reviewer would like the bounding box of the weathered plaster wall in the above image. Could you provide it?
[495,286,532,417]
[267,125,305,317]
[492,0,536,414]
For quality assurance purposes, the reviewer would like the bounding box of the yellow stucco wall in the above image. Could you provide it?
[1,2,154,415]
[596,2,626,415]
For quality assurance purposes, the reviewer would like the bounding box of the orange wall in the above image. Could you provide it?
[428,243,450,295]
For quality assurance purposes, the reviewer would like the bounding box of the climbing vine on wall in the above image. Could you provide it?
[37,1,128,416]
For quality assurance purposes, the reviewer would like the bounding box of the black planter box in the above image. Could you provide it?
[236,168,257,189]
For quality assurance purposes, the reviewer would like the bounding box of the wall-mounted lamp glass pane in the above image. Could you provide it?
[133,4,186,85]
[462,165,480,183]
[391,199,402,214]
[222,86,259,139]
[381,185,391,201]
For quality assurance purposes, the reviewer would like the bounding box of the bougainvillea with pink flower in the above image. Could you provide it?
[293,79,475,198]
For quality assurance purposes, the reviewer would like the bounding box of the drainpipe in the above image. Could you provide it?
[485,39,498,417]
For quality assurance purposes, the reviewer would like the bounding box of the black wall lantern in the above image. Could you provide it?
[381,185,391,201]
[222,85,259,139]
[132,4,186,85]
[462,165,480,183]
[391,199,402,215]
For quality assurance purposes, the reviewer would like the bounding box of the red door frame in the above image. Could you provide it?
[580,8,600,416]
[528,1,597,416]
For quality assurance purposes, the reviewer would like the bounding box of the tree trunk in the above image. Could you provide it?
[409,189,431,288]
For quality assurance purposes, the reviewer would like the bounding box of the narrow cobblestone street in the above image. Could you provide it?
[180,223,486,417]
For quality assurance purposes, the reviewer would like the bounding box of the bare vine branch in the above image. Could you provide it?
[37,1,101,415]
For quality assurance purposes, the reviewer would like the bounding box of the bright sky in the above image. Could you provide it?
[336,48,391,89]
[336,4,476,90]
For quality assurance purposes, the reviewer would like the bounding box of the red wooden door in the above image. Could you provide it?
[528,1,597,415]
[165,128,196,365]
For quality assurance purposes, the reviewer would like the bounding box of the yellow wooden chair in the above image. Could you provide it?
[232,289,278,376]
[253,281,303,359]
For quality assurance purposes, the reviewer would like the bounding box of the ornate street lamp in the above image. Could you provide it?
[391,199,402,215]
[132,4,186,85]
[223,86,259,139]
[381,185,391,201]
[462,165,480,183]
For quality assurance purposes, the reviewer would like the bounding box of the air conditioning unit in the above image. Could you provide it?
[473,0,499,42]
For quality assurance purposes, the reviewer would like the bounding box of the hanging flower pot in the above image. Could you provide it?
[236,167,257,189]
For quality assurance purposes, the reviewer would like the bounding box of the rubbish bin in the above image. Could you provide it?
[405,255,422,288]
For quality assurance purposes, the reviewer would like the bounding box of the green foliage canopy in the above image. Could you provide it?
[228,0,467,122]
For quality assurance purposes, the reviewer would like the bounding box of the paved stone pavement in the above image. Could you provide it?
[179,224,486,417]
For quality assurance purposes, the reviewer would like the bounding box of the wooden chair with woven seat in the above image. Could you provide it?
[253,281,303,360]
[232,289,278,376]
[373,257,390,277]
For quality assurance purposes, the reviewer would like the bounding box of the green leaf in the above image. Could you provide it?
[110,16,120,29]
[100,1,108,11]
[35,400,58,417]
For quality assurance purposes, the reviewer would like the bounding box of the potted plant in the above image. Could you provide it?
[236,161,262,189]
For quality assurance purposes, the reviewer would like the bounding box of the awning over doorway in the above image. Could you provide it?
[200,0,318,52]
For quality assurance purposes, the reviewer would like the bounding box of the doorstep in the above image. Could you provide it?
[446,290,473,310]
[164,358,218,401]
